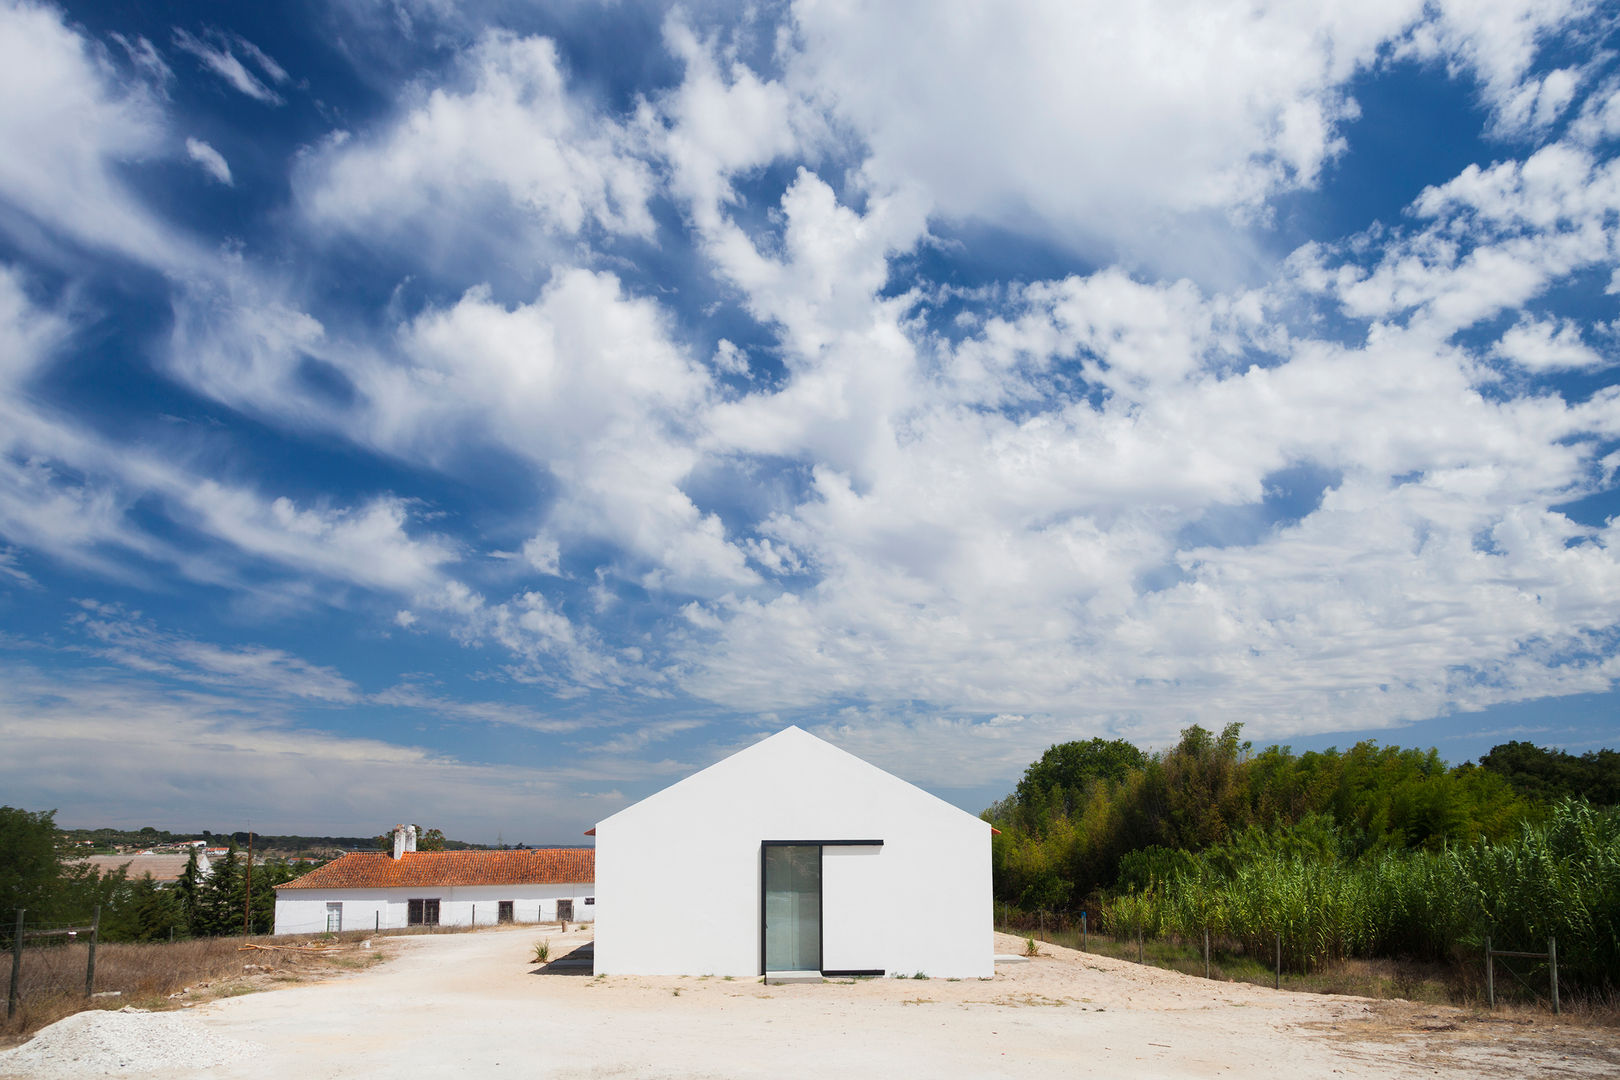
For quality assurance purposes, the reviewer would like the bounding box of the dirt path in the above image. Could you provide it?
[3,927,1615,1079]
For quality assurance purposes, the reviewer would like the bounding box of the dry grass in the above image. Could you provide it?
[1005,924,1620,1027]
[0,932,387,1045]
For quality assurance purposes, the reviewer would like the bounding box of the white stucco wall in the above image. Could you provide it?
[273,883,594,935]
[593,726,991,978]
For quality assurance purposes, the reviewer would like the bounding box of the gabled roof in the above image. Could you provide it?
[593,725,992,834]
[276,849,594,890]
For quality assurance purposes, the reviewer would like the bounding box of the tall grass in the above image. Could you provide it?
[1098,799,1618,987]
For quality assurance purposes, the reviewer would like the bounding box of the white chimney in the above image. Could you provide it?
[392,824,407,859]
[406,824,418,853]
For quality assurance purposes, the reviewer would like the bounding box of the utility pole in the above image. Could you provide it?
[243,829,254,935]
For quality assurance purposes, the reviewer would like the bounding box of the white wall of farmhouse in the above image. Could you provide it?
[593,726,991,978]
[273,883,594,935]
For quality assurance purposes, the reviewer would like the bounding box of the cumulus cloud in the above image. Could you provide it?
[783,0,1416,264]
[3,0,1616,805]
[297,29,654,252]
[1496,316,1609,370]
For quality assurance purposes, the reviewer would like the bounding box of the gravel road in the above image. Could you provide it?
[2,926,1615,1079]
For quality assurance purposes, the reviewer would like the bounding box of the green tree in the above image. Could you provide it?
[194,844,244,936]
[103,875,186,943]
[373,825,447,852]
[0,806,64,923]
[1013,738,1147,823]
[1481,741,1620,805]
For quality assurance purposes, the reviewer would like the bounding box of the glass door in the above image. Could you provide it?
[763,844,821,971]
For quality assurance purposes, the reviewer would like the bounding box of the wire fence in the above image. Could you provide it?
[5,908,103,1024]
[996,904,1567,1012]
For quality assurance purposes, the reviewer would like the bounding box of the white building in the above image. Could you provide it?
[592,726,992,978]
[273,826,594,935]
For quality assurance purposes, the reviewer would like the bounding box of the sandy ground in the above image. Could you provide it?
[4,926,1617,1079]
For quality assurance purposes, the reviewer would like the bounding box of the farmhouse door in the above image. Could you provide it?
[763,843,821,971]
[557,899,574,922]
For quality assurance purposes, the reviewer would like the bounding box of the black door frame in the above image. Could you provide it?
[759,840,883,975]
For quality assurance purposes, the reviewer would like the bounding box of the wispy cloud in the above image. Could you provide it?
[184,137,232,184]
[172,28,287,105]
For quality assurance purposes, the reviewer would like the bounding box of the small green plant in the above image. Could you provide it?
[672,988,681,996]
[911,971,929,979]
[1023,936,1039,957]
[532,940,551,964]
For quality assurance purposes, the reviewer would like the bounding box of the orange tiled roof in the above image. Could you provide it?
[275,849,594,890]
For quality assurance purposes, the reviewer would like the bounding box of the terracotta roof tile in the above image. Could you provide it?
[275,849,594,890]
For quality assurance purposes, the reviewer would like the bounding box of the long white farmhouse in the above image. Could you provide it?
[591,726,992,979]
[273,825,594,935]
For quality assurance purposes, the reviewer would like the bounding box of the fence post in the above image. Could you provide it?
[8,910,22,1019]
[1274,933,1280,990]
[85,905,101,997]
[1485,935,1493,1009]
[375,911,380,932]
[1549,935,1558,1016]
[1039,910,1045,943]
[1137,927,1143,965]
[1204,928,1210,980]
[1081,911,1087,952]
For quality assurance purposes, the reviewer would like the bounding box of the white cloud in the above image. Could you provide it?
[521,534,562,576]
[0,661,621,839]
[1495,316,1609,370]
[0,546,35,588]
[670,159,1620,743]
[177,487,459,595]
[185,136,232,184]
[70,601,361,702]
[783,0,1421,266]
[109,32,173,93]
[370,682,585,734]
[1311,142,1620,335]
[657,15,806,230]
[0,1,189,269]
[1399,0,1592,135]
[385,269,758,594]
[0,263,67,391]
[172,28,287,105]
[421,581,634,691]
[297,29,654,250]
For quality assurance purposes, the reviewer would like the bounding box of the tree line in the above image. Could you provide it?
[1,807,314,943]
[985,729,1618,988]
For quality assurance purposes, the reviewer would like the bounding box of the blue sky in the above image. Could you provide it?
[2,0,1618,843]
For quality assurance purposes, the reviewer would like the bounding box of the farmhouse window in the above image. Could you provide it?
[408,898,440,926]
[557,899,574,922]
[498,901,514,923]
[584,897,594,905]
[325,902,342,933]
